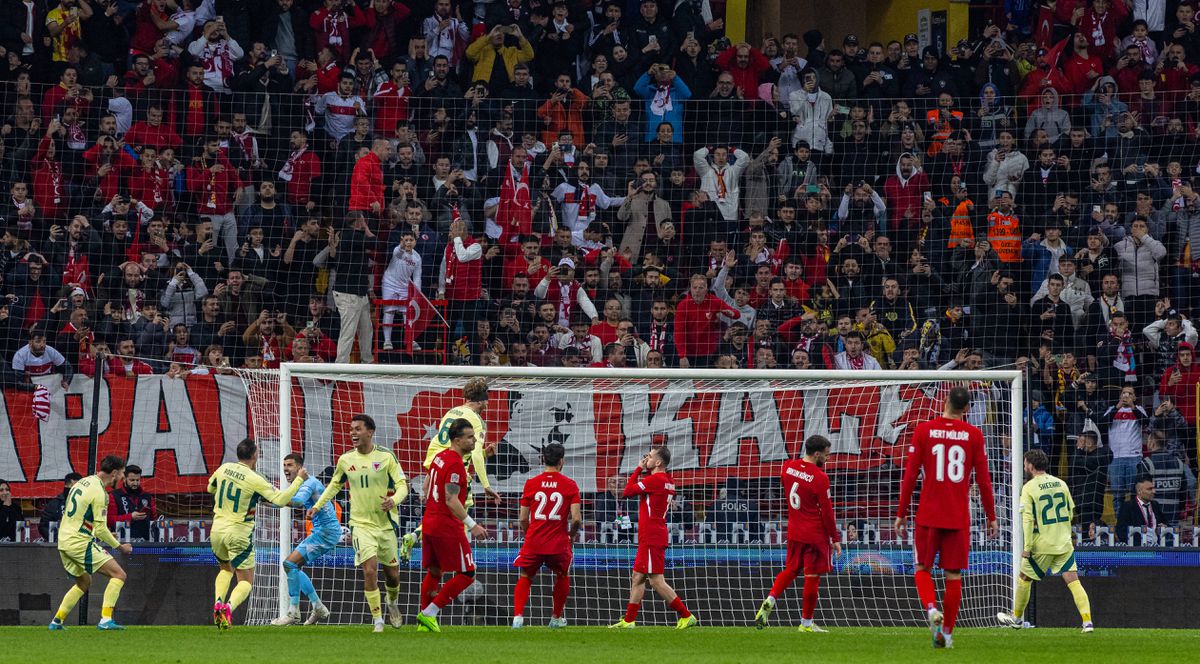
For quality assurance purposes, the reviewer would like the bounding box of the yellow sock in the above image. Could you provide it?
[1013,577,1032,619]
[365,589,382,620]
[215,569,234,603]
[54,585,86,622]
[101,578,125,619]
[386,584,399,604]
[228,580,253,611]
[1068,580,1092,623]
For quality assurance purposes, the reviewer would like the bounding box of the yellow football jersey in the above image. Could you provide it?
[58,475,120,549]
[313,446,408,531]
[423,406,492,490]
[1021,472,1076,555]
[208,462,303,535]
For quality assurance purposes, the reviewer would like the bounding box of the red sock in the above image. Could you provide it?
[624,602,640,623]
[513,575,533,617]
[914,569,938,612]
[669,596,692,619]
[943,577,962,634]
[769,568,799,599]
[801,575,821,620]
[432,573,475,609]
[551,574,570,618]
[420,572,442,609]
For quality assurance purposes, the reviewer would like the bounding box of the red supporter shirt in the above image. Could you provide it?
[519,471,581,556]
[622,467,674,547]
[422,448,469,537]
[782,458,840,545]
[896,416,997,530]
[674,293,740,360]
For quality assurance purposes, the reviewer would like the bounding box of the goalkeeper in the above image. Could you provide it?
[400,377,500,562]
[997,449,1093,633]
[271,453,337,626]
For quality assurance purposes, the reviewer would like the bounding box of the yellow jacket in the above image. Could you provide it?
[465,35,535,84]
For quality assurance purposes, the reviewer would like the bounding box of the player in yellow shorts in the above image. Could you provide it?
[209,438,306,630]
[997,449,1094,633]
[310,414,409,632]
[49,455,134,631]
[399,377,500,562]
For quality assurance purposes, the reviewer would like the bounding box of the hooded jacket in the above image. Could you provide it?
[1159,341,1200,424]
[882,154,931,233]
[1023,87,1071,145]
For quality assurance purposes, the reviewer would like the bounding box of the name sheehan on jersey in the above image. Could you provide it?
[928,428,970,441]
[785,467,816,482]
[1038,481,1062,491]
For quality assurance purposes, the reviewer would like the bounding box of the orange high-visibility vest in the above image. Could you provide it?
[986,211,1022,263]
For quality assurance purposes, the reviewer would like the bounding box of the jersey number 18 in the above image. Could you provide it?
[931,443,966,483]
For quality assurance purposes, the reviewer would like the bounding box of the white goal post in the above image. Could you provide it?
[244,365,1023,627]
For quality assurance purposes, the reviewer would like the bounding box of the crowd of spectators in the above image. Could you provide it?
[0,0,1197,535]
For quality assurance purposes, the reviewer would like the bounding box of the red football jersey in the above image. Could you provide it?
[622,467,674,547]
[782,459,840,545]
[422,448,470,537]
[896,416,997,530]
[519,471,581,555]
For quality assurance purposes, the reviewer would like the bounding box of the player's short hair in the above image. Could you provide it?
[236,438,258,461]
[125,464,143,476]
[351,414,376,431]
[541,442,566,467]
[1024,449,1050,471]
[805,435,832,456]
[946,385,971,413]
[284,453,304,465]
[99,455,126,474]
[463,377,489,403]
[448,417,473,442]
[64,472,83,484]
[652,445,671,468]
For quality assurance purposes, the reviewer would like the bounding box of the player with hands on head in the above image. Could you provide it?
[894,386,997,649]
[755,435,841,633]
[308,414,408,632]
[610,446,696,630]
[511,442,582,629]
[415,418,490,633]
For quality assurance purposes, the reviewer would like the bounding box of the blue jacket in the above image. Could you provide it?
[633,73,691,142]
[1021,239,1072,295]
[1027,404,1056,453]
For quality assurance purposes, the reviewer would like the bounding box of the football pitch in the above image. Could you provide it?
[4,626,1196,664]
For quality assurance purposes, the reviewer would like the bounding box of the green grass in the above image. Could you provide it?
[3,626,1196,664]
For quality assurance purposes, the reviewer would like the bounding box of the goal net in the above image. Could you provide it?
[242,365,1021,628]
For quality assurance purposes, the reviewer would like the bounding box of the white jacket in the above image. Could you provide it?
[787,88,834,153]
[694,147,750,221]
[982,149,1030,200]
[1031,274,1094,327]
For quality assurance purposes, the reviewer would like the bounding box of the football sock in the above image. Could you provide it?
[364,589,382,620]
[214,569,234,604]
[769,568,799,599]
[914,569,937,611]
[299,569,319,605]
[432,573,474,609]
[228,581,252,612]
[284,561,301,607]
[551,574,570,618]
[1013,577,1032,619]
[101,578,124,619]
[801,575,821,620]
[1068,580,1092,623]
[385,583,400,605]
[624,603,640,623]
[943,578,963,634]
[420,572,442,609]
[54,585,85,622]
[669,596,692,619]
[513,576,533,617]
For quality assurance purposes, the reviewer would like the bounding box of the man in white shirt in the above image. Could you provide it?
[550,161,625,231]
[12,328,72,389]
[381,230,422,351]
[422,0,469,67]
[693,144,751,222]
[316,72,366,143]
[187,18,244,94]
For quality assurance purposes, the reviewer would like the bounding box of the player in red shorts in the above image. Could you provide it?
[511,442,582,629]
[754,435,842,632]
[414,418,489,633]
[610,446,696,629]
[894,386,998,649]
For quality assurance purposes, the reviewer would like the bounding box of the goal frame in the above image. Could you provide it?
[274,364,1024,622]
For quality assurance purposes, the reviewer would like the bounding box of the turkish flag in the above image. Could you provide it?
[404,284,435,352]
[1033,6,1055,51]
